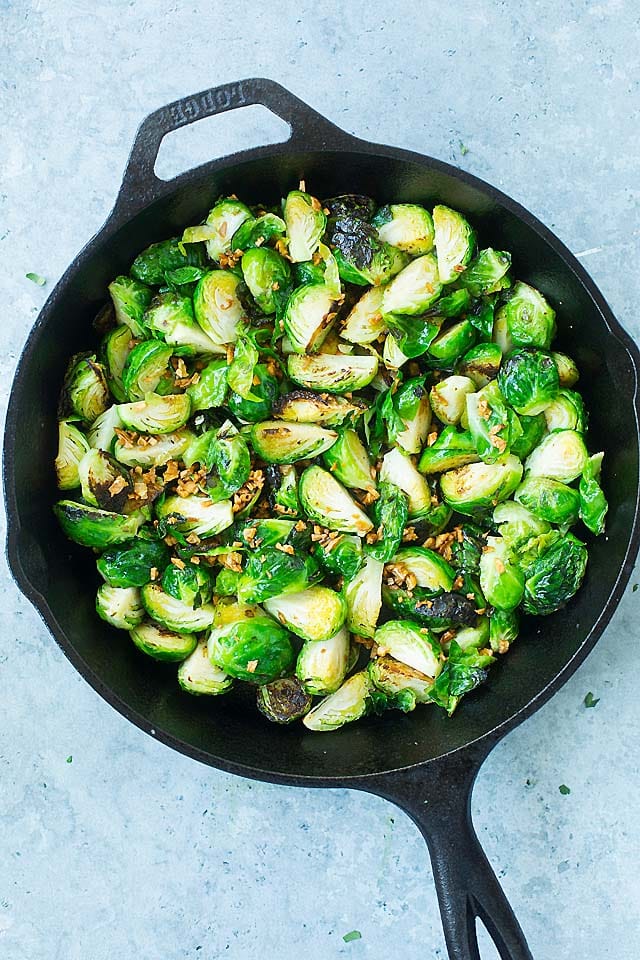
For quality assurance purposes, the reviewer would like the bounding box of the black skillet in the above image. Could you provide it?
[5,78,640,959]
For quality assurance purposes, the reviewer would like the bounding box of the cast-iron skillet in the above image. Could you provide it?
[5,79,640,959]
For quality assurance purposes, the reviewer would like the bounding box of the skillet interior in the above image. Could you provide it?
[6,149,639,782]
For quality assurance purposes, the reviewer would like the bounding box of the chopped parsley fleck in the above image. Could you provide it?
[459,141,469,156]
[66,755,73,763]
[584,692,599,708]
[343,930,362,943]
[559,784,571,795]
[26,272,46,286]
[633,583,639,592]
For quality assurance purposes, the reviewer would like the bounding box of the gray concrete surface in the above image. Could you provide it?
[1,1,639,957]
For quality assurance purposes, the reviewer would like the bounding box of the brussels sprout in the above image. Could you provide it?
[340,285,386,345]
[208,601,295,683]
[193,271,246,345]
[299,465,373,535]
[283,189,326,262]
[383,332,411,369]
[345,555,384,638]
[365,482,408,563]
[432,205,475,283]
[265,464,300,516]
[250,420,338,464]
[118,393,191,434]
[368,655,434,709]
[455,342,502,388]
[232,212,286,251]
[489,608,519,653]
[579,452,607,536]
[144,292,223,356]
[287,353,378,395]
[130,620,197,661]
[334,240,408,287]
[156,494,234,539]
[374,620,442,679]
[430,376,476,426]
[241,247,292,314]
[177,640,233,696]
[199,198,253,261]
[372,203,435,255]
[459,248,511,297]
[440,454,523,516]
[493,282,556,352]
[122,340,174,401]
[97,538,169,588]
[312,532,363,580]
[552,351,580,387]
[264,586,346,643]
[197,423,251,499]
[521,533,588,615]
[510,413,546,459]
[492,500,550,551]
[162,562,212,607]
[303,670,372,731]
[232,517,307,550]
[543,389,586,433]
[498,348,559,416]
[88,405,122,452]
[525,429,588,482]
[392,379,432,455]
[114,429,192,468]
[102,324,134,401]
[96,584,144,630]
[429,639,495,715]
[479,536,524,610]
[428,320,477,363]
[55,421,91,489]
[295,625,351,696]
[391,546,455,592]
[186,359,228,412]
[322,429,375,492]
[77,448,132,511]
[379,447,433,518]
[237,546,320,604]
[256,676,312,723]
[282,283,338,354]
[466,381,517,464]
[108,275,153,338]
[381,254,442,315]
[131,237,205,286]
[382,585,478,630]
[273,390,362,427]
[54,500,143,548]
[61,353,110,423]
[141,582,215,632]
[418,426,479,474]
[514,476,580,525]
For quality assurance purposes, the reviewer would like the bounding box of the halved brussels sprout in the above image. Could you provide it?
[393,379,432,455]
[418,426,479,474]
[283,189,326,262]
[430,376,476,426]
[515,476,580,525]
[273,390,362,427]
[368,655,434,709]
[453,617,490,651]
[524,429,588,482]
[88,405,123,452]
[287,353,379,394]
[459,248,511,297]
[177,640,233,696]
[55,421,91,489]
[543,389,586,433]
[433,205,475,283]
[232,212,286,251]
[492,500,550,551]
[322,429,376,492]
[466,381,516,464]
[498,348,559,416]
[102,324,134,401]
[186,359,228,412]
[334,242,409,287]
[265,464,300,516]
[372,203,435,255]
[54,500,143,548]
[131,237,205,286]
[200,198,253,261]
[479,536,524,610]
[122,340,174,401]
[299,465,373,535]
[440,454,523,516]
[312,532,363,580]
[144,292,224,356]
[579,452,607,536]
[118,393,191,434]
[510,413,546,459]
[208,601,295,683]
[344,555,384,638]
[130,620,197,661]
[340,285,386,345]
[232,517,302,549]
[78,448,132,511]
[250,421,338,464]
[379,447,432,518]
[296,625,350,696]
[162,561,212,607]
[552,351,580,387]
[108,275,153,338]
[489,608,519,653]
[96,584,144,630]
[381,254,442,315]
[383,332,410,369]
[193,271,246,345]
[141,582,215,632]
[61,353,110,423]
[264,585,346,643]
[493,282,556,351]
[303,670,372,731]
[237,546,320,603]
[391,547,455,592]
[428,320,477,363]
[114,429,192,468]
[256,677,312,723]
[97,538,169,588]
[455,342,502,388]
[193,423,251,499]
[374,620,441,679]
[241,247,291,314]
[521,533,588,615]
[283,283,338,354]
[228,363,278,424]
[156,494,234,539]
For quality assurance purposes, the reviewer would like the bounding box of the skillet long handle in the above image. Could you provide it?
[114,77,354,213]
[362,747,533,960]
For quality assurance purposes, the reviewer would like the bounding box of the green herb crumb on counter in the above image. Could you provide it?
[343,931,362,943]
[584,692,599,708]
[52,184,608,731]
[559,784,571,795]
[26,272,46,286]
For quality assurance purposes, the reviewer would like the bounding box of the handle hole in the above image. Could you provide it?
[476,918,502,959]
[154,104,292,181]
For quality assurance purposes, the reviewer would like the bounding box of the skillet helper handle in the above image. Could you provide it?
[366,746,533,960]
[115,78,352,213]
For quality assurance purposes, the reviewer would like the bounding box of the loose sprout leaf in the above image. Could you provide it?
[584,691,600,708]
[26,271,46,286]
[227,335,261,402]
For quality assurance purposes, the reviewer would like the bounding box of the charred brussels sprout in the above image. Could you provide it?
[266,464,300,516]
[345,555,384,638]
[493,282,556,351]
[382,586,478,630]
[552,352,580,387]
[525,430,588,483]
[198,198,253,262]
[283,283,338,354]
[283,189,326,262]
[510,413,546,459]
[241,247,291,314]
[365,482,408,563]
[118,393,191,435]
[440,455,523,515]
[156,493,234,539]
[380,448,433,518]
[372,203,434,255]
[144,292,222,356]
[162,562,212,607]
[55,421,90,489]
[208,601,295,683]
[381,254,442,315]
[322,429,376,492]
[391,547,455,592]
[299,465,373,535]
[193,271,246,345]
[256,677,312,723]
[250,421,338,464]
[498,348,559,415]
[340,285,387,345]
[374,621,441,679]
[108,276,153,338]
[418,427,479,474]
[433,205,475,283]
[312,532,363,580]
[130,621,197,661]
[61,353,110,423]
[237,547,320,604]
[141,582,215,632]
[264,586,346,642]
[186,359,228,412]
[296,626,350,696]
[54,501,143,548]
[521,533,588,615]
[456,342,502,388]
[579,452,608,535]
[303,671,372,731]
[479,536,524,610]
[459,248,511,297]
[273,390,362,427]
[131,237,205,286]
[122,340,174,401]
[96,584,144,630]
[515,477,580,525]
[97,538,169,588]
[287,353,378,394]
[78,448,132,511]
[543,389,586,433]
[430,376,476,426]
[178,640,233,696]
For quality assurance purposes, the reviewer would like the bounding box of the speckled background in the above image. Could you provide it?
[1,2,639,957]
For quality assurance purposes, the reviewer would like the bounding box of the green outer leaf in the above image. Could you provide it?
[365,482,409,562]
[227,336,261,402]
